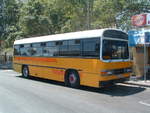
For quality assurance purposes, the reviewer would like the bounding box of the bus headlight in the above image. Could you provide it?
[101,70,113,76]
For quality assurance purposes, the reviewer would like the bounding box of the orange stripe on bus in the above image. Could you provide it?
[52,70,64,75]
[14,57,57,62]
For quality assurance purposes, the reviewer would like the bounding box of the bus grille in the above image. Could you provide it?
[113,68,131,75]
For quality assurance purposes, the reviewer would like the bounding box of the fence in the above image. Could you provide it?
[0,55,13,69]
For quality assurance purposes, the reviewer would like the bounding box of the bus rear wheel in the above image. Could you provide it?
[22,66,29,78]
[65,70,80,88]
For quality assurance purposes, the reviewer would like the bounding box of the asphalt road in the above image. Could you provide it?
[0,70,150,113]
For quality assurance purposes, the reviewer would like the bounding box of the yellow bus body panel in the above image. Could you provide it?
[13,56,132,88]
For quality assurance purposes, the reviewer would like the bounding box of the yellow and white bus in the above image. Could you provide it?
[13,28,132,88]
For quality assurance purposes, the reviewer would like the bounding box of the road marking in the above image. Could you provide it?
[139,101,150,107]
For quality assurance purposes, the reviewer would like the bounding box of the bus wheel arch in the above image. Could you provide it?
[22,65,30,78]
[65,69,80,88]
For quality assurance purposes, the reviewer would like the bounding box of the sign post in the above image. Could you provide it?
[144,32,150,81]
[131,13,150,81]
[144,34,147,81]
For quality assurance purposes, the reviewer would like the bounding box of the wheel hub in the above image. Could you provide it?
[23,67,28,77]
[69,74,76,84]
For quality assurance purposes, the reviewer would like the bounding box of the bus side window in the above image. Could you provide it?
[53,41,60,56]
[20,48,27,56]
[30,47,43,57]
[20,44,31,56]
[82,38,100,57]
[30,43,42,56]
[43,47,49,57]
[68,40,81,56]
[43,42,59,57]
[43,46,58,57]
[59,41,68,56]
[14,45,20,56]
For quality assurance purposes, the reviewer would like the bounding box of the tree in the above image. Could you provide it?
[0,0,6,40]
[91,0,150,30]
[0,0,21,48]
[19,0,68,37]
[58,0,94,32]
[116,0,150,30]
[1,0,150,48]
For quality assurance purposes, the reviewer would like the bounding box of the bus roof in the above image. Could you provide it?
[14,28,125,45]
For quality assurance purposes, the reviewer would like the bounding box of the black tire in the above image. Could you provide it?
[22,66,29,78]
[65,70,80,88]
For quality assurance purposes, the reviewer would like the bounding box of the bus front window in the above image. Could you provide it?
[102,40,129,60]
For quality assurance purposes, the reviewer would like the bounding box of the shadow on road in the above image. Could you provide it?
[80,85,145,97]
[17,75,146,97]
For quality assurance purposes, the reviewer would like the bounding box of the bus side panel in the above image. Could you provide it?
[13,56,65,82]
[13,57,102,87]
[29,65,64,82]
[79,72,100,88]
[13,57,22,73]
[13,56,132,88]
[13,63,22,73]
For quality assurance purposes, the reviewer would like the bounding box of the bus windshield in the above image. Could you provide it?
[102,40,129,60]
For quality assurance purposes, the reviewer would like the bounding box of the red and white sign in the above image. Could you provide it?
[131,14,147,27]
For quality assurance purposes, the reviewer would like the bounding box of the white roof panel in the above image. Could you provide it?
[14,28,121,45]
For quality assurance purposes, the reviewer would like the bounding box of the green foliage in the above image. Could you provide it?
[19,0,69,37]
[0,0,23,48]
[1,0,150,49]
[117,0,150,30]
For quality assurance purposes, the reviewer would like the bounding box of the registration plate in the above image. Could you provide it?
[117,74,124,78]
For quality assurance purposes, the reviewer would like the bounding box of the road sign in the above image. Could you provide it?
[128,30,144,47]
[131,13,150,27]
[145,32,150,43]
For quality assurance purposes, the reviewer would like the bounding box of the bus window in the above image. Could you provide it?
[102,40,129,60]
[30,43,42,56]
[43,47,50,57]
[32,43,41,47]
[68,40,81,56]
[82,38,100,57]
[43,42,59,57]
[14,45,20,56]
[30,47,43,56]
[59,41,68,56]
[46,42,55,46]
[20,47,30,56]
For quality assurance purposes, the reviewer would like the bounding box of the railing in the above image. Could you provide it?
[0,55,13,69]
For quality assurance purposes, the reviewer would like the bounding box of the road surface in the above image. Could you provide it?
[0,70,150,113]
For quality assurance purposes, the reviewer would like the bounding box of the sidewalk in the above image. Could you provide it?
[125,77,150,88]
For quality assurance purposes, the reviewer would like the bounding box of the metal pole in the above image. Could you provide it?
[144,31,147,82]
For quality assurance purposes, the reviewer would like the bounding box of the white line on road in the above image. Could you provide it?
[139,101,150,107]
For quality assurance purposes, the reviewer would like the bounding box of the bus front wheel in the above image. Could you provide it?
[22,66,29,78]
[65,70,80,88]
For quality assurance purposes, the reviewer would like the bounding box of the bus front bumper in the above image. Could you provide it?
[99,77,129,87]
